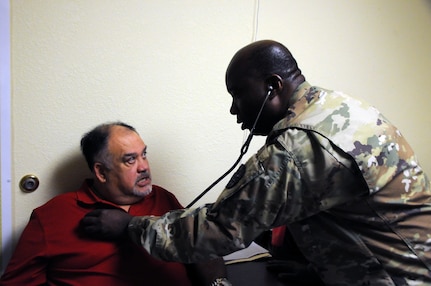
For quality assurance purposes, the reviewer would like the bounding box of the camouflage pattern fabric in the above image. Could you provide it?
[128,82,431,285]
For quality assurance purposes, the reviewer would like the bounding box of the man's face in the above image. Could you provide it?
[104,126,152,200]
[226,65,271,135]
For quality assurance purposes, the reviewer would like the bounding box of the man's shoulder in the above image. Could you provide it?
[150,185,183,208]
[151,185,177,199]
[152,184,167,192]
[33,191,77,213]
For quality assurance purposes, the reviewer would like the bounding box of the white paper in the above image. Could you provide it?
[223,242,270,261]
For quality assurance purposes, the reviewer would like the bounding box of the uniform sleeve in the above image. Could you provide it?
[0,211,48,285]
[128,130,367,263]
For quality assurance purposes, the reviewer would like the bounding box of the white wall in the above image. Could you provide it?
[2,0,430,272]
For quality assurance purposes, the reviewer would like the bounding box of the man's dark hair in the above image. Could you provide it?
[80,121,136,172]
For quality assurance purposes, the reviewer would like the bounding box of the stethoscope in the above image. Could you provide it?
[186,87,273,208]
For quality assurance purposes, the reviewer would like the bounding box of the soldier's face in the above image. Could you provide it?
[226,68,273,135]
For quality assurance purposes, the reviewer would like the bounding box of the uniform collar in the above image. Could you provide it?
[272,81,317,133]
[287,81,312,107]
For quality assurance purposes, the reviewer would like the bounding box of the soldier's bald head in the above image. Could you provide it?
[226,40,303,82]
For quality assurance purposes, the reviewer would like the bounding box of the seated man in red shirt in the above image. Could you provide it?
[0,121,230,286]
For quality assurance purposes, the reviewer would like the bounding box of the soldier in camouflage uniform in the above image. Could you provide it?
[82,40,431,285]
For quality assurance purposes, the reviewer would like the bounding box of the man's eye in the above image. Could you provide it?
[126,157,136,164]
[230,87,244,98]
[142,151,147,159]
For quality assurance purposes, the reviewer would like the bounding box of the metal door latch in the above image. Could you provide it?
[19,174,40,192]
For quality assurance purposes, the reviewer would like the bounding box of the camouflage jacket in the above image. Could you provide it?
[128,82,431,285]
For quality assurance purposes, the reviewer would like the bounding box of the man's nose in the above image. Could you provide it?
[230,101,238,115]
[137,157,149,172]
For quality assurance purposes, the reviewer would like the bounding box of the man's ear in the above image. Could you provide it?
[265,74,283,98]
[94,162,107,183]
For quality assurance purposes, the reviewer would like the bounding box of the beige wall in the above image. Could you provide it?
[2,0,430,272]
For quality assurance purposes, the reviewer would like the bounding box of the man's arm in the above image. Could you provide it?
[0,212,48,285]
[124,142,303,263]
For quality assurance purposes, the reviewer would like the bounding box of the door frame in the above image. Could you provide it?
[1,0,12,274]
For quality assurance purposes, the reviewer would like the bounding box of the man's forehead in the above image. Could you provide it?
[108,127,145,154]
[226,65,259,91]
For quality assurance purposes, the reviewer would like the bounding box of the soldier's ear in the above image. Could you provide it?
[265,74,283,98]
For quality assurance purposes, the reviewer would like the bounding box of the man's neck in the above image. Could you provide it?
[90,183,135,212]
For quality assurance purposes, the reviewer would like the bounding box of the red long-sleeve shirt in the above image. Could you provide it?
[0,179,192,286]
